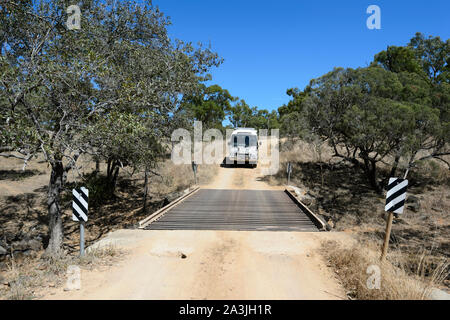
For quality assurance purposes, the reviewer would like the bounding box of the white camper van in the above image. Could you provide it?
[228,128,259,168]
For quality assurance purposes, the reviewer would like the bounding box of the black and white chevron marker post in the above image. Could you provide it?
[72,187,88,256]
[381,177,409,261]
[385,178,408,214]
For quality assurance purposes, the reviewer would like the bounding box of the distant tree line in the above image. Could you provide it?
[181,84,280,131]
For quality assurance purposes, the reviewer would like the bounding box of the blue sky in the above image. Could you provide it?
[153,0,449,112]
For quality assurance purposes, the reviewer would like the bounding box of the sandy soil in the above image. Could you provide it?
[41,230,348,300]
[201,165,284,191]
[39,136,350,300]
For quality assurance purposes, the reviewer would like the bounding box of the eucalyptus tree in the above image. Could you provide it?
[374,34,450,173]
[408,33,449,84]
[1,0,101,254]
[83,1,221,193]
[0,0,221,255]
[181,84,236,131]
[303,66,441,192]
[278,88,309,139]
[373,46,422,74]
[227,99,253,128]
[406,33,449,169]
[284,34,449,192]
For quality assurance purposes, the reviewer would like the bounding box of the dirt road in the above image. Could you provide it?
[41,139,348,300]
[201,165,282,190]
[43,229,347,300]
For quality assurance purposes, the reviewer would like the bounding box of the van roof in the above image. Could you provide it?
[232,128,257,134]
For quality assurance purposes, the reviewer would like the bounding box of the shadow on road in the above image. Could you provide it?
[220,157,256,169]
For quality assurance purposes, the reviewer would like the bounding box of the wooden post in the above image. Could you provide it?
[380,212,394,261]
[80,221,85,257]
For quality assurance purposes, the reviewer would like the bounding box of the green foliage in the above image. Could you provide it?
[278,88,310,139]
[182,84,237,130]
[64,172,114,207]
[374,46,422,74]
[81,173,114,207]
[227,99,279,130]
[278,88,309,119]
[227,99,252,128]
[0,0,222,253]
[278,33,449,192]
[303,65,445,191]
[408,32,450,84]
[0,0,221,167]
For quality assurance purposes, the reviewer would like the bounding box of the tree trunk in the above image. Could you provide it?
[111,166,120,195]
[106,159,120,196]
[107,158,112,179]
[390,155,400,177]
[45,159,66,256]
[363,158,382,194]
[95,158,100,173]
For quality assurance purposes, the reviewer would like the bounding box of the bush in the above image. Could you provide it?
[64,172,115,208]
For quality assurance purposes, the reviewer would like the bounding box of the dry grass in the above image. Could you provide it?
[0,151,219,299]
[150,159,218,196]
[0,153,219,251]
[322,240,448,300]
[0,245,124,300]
[280,138,334,164]
[271,139,450,294]
[0,145,219,300]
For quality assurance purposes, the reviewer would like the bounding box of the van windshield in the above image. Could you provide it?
[232,134,257,147]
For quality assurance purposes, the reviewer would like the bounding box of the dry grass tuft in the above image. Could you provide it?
[0,245,124,300]
[321,240,446,300]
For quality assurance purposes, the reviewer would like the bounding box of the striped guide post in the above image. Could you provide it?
[381,178,408,260]
[385,178,408,214]
[72,187,88,256]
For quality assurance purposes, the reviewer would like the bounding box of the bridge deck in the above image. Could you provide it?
[144,189,319,232]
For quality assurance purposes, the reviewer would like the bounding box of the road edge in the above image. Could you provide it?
[285,188,328,231]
